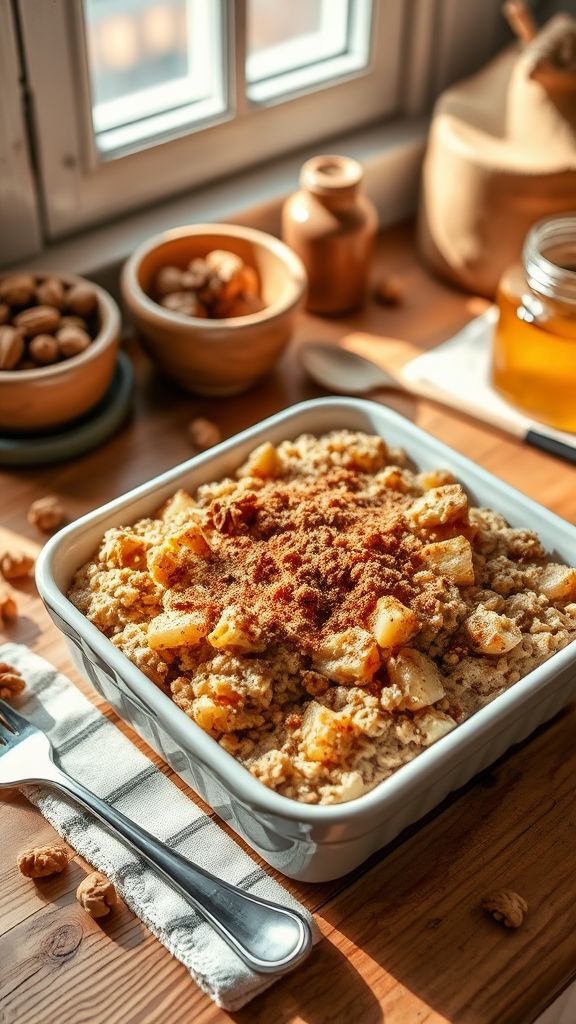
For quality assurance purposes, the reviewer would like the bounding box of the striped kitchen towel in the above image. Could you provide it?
[0,642,318,1011]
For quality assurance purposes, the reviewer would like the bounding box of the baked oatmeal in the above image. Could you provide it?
[68,431,576,804]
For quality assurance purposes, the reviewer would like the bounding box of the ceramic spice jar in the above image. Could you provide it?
[282,155,378,315]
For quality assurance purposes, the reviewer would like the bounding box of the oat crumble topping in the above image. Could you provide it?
[68,430,576,804]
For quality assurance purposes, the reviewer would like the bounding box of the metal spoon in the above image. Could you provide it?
[300,342,402,395]
[299,341,576,465]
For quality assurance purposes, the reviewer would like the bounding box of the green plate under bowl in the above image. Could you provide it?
[0,351,134,466]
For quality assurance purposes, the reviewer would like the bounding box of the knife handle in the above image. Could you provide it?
[526,430,576,466]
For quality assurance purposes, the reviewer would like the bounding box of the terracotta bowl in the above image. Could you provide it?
[0,273,121,433]
[120,224,307,396]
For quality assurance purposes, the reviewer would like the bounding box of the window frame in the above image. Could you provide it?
[0,1,41,268]
[16,0,404,240]
[246,0,359,93]
[246,0,375,105]
[81,0,229,159]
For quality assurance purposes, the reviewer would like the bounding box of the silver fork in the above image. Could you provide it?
[0,699,312,973]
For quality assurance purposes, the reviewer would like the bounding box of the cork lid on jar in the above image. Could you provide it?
[300,155,364,196]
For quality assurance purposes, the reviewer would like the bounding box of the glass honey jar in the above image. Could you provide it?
[492,215,576,431]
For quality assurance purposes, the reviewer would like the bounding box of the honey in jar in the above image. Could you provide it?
[492,215,576,431]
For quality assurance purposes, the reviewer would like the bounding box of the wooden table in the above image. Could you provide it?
[1,224,575,1024]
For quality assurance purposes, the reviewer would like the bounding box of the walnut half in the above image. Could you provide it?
[0,661,25,698]
[0,591,18,624]
[18,844,70,877]
[27,495,66,533]
[76,871,117,918]
[0,551,35,580]
[188,416,222,451]
[481,888,528,928]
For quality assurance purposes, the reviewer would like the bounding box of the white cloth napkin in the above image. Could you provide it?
[402,308,576,451]
[0,642,318,1011]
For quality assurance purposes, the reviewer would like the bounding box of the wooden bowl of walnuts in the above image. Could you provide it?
[0,272,120,432]
[121,224,307,396]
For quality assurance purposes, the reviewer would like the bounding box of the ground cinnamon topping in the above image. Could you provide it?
[174,471,421,652]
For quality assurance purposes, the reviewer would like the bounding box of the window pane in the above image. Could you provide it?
[83,0,226,157]
[247,0,349,82]
[246,0,372,101]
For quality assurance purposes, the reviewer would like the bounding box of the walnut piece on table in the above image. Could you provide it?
[27,495,66,533]
[481,888,528,928]
[0,661,25,698]
[76,871,117,918]
[17,844,70,878]
[0,551,35,580]
[188,417,222,451]
[373,274,404,306]
[0,591,18,624]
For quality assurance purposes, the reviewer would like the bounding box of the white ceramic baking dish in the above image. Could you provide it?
[36,398,576,882]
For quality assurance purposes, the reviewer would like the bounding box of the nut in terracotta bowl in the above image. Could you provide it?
[0,272,120,433]
[120,224,307,396]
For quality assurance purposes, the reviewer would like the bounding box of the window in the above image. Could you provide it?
[2,0,509,262]
[246,0,372,103]
[13,0,402,239]
[84,0,227,157]
[81,0,374,158]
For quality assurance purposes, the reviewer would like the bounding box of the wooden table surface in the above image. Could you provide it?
[1,223,575,1024]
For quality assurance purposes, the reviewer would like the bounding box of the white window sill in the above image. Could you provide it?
[8,117,427,284]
